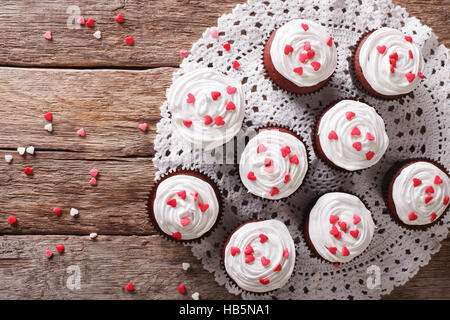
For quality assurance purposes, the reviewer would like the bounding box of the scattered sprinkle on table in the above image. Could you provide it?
[180,50,189,58]
[44,31,52,40]
[125,36,134,45]
[182,262,191,271]
[56,245,64,254]
[90,169,99,177]
[78,16,85,25]
[8,215,17,225]
[115,13,124,23]
[43,112,52,121]
[77,128,86,137]
[26,146,35,155]
[24,167,33,175]
[45,250,53,259]
[5,154,13,163]
[93,31,102,39]
[125,282,134,291]
[89,233,98,240]
[44,123,53,132]
[17,147,25,155]
[70,208,79,217]
[191,292,200,300]
[138,123,148,132]
[177,284,186,294]
[86,18,95,27]
[53,207,61,216]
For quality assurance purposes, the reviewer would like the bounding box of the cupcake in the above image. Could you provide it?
[354,27,425,99]
[167,68,245,150]
[149,170,222,241]
[386,160,449,228]
[239,127,309,200]
[314,99,389,171]
[263,19,337,94]
[306,192,375,263]
[223,220,296,293]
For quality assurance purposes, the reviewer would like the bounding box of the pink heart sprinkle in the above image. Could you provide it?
[352,142,362,151]
[44,31,52,40]
[376,45,386,54]
[351,126,361,136]
[261,256,271,266]
[225,101,236,111]
[346,111,356,120]
[311,61,321,71]
[90,169,99,177]
[180,50,189,58]
[328,130,338,140]
[227,86,237,95]
[89,177,97,186]
[77,128,86,137]
[304,41,311,51]
[78,16,85,25]
[301,23,309,31]
[46,250,53,259]
[257,144,267,153]
[284,44,294,55]
[299,53,308,63]
[210,29,219,38]
[139,123,148,132]
[180,217,191,227]
[366,132,375,141]
[186,93,195,104]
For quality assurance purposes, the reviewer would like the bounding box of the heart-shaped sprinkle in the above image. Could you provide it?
[404,35,413,42]
[89,169,99,178]
[417,71,426,79]
[289,155,299,165]
[376,45,386,54]
[227,86,237,94]
[273,264,282,272]
[211,91,221,101]
[259,278,270,285]
[389,52,398,60]
[304,41,311,51]
[177,190,186,200]
[352,142,362,151]
[223,43,231,51]
[182,262,190,271]
[180,50,189,58]
[408,50,413,59]
[425,186,435,194]
[232,61,240,69]
[444,196,449,205]
[330,225,339,236]
[93,30,101,39]
[77,128,86,137]
[424,196,433,204]
[257,144,267,153]
[280,146,291,158]
[341,246,350,256]
[183,120,192,128]
[5,154,12,163]
[366,132,375,141]
[430,213,437,222]
[338,221,347,233]
[353,215,361,224]
[53,207,61,216]
[350,230,359,239]
[177,284,186,294]
[299,53,308,63]
[180,217,191,227]
[390,59,397,68]
[346,111,356,120]
[90,233,98,240]
[166,199,177,207]
[264,157,273,169]
[210,29,219,38]
[172,232,182,240]
[226,101,236,110]
[328,247,337,255]
[328,130,338,140]
[192,292,200,300]
[44,31,52,40]
[46,250,53,259]
[284,44,294,55]
[412,178,422,187]
[138,123,148,132]
[434,175,443,184]
[89,177,97,186]
[329,215,339,224]
[86,18,95,27]
[70,208,79,217]
[214,116,225,126]
[259,233,268,243]
[244,244,253,255]
[409,212,417,221]
[8,215,17,225]
[44,112,53,121]
[351,126,361,136]
[261,256,271,266]
[283,248,289,258]
[26,146,35,155]
[311,61,321,71]
[56,245,64,254]
[78,16,85,25]
[293,67,303,75]
[192,191,199,202]
[245,255,255,264]
[301,23,309,31]
[270,187,279,197]
[186,93,195,104]
[115,13,124,23]
[264,165,274,173]
[366,151,375,160]
[45,123,53,132]
[307,50,315,60]
[327,37,333,47]
[284,174,290,184]
[230,247,240,256]
[405,73,415,83]
[24,167,33,175]
[198,202,209,213]
[17,147,25,155]
[247,171,256,181]
[333,263,340,269]
[125,282,134,291]
[125,36,134,45]
[204,115,213,125]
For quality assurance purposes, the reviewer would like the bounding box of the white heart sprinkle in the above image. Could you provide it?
[44,123,53,132]
[89,233,98,240]
[17,147,25,155]
[5,155,13,163]
[26,146,35,155]
[182,263,191,271]
[70,208,79,217]
[93,31,102,39]
[191,292,200,300]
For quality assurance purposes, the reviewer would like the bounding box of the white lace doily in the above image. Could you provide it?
[153,0,449,299]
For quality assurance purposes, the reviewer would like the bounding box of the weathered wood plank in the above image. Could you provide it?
[0,0,446,67]
[0,235,238,300]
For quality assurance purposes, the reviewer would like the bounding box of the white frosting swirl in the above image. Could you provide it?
[224,220,296,293]
[167,68,245,150]
[239,129,308,200]
[359,27,424,96]
[392,161,449,225]
[308,193,375,263]
[153,174,219,240]
[317,100,389,171]
[269,19,337,87]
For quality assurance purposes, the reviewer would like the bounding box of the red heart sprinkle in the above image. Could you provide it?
[53,208,61,216]
[270,187,279,197]
[204,115,213,125]
[330,225,339,236]
[350,230,359,239]
[328,247,337,255]
[245,255,255,264]
[177,284,186,294]
[327,37,333,47]
[299,53,308,63]
[232,61,240,69]
[425,186,434,194]
[126,282,134,291]
[257,144,267,153]
[244,244,253,255]
[273,264,282,272]
[199,202,209,213]
[366,132,375,141]
[45,250,53,259]
[280,146,291,158]
[211,91,221,101]
[329,214,339,224]
[24,167,33,175]
[341,246,350,256]
[284,174,290,184]
[434,175,443,184]
[166,199,177,207]
[214,116,225,126]
[56,245,64,254]
[346,111,356,120]
[186,93,195,103]
[404,35,412,42]
[417,71,425,79]
[408,50,413,59]
[77,128,86,137]
[283,248,289,258]
[352,142,362,151]
[338,221,347,233]
[311,61,321,71]
[405,73,415,83]
[289,155,299,165]
[259,278,270,285]
[301,23,309,31]
[307,50,315,60]
[125,36,134,45]
[180,217,191,227]
[353,215,361,225]
[390,66,395,74]
[223,43,231,51]
[424,196,433,204]
[247,171,256,181]
[376,45,386,54]
[351,126,361,136]
[86,18,94,27]
[226,101,236,111]
[328,130,338,140]
[304,41,311,51]
[88,169,97,177]
[444,196,449,205]
[284,44,294,55]
[172,232,182,240]
[89,177,97,186]
[412,178,422,187]
[409,212,417,221]
[178,190,187,200]
[389,52,398,60]
[261,256,270,266]
[366,151,375,160]
[44,112,53,121]
[390,59,397,67]
[227,86,237,95]
[230,247,240,256]
[139,123,148,132]
[115,13,124,23]
[430,213,437,222]
[8,215,17,225]
[293,67,303,75]
[259,233,268,243]
[183,120,192,128]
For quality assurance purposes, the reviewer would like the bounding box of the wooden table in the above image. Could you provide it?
[0,0,448,300]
